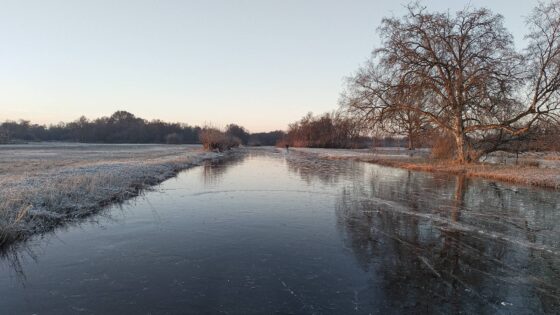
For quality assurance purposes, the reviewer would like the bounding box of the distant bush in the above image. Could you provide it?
[199,127,240,152]
[275,138,288,148]
[225,124,250,145]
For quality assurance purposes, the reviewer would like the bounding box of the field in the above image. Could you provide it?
[290,147,560,189]
[0,143,223,245]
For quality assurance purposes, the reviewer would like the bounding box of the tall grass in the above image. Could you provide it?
[431,134,456,160]
[0,146,222,246]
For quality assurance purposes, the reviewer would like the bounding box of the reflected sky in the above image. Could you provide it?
[0,149,558,314]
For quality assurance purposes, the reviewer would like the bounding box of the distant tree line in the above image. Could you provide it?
[0,111,285,146]
[249,131,286,146]
[0,111,200,144]
[283,112,370,148]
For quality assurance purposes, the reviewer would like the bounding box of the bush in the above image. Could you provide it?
[431,134,456,160]
[518,159,540,167]
[199,127,240,152]
[225,124,250,145]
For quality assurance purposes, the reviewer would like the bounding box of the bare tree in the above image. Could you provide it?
[522,1,560,142]
[225,124,250,145]
[342,2,560,163]
[342,61,429,150]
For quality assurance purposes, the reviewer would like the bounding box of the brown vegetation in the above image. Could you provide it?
[366,159,559,189]
[284,112,368,148]
[199,127,241,152]
[430,133,456,160]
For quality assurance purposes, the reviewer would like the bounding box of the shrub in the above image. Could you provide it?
[199,127,240,152]
[431,134,456,160]
[518,159,540,167]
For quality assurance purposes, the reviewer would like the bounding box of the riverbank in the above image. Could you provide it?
[289,147,560,189]
[0,143,227,245]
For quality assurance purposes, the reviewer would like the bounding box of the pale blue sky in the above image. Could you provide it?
[0,0,537,132]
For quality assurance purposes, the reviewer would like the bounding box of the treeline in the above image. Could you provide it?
[249,131,286,146]
[0,111,285,146]
[282,111,433,149]
[198,124,285,151]
[283,112,370,148]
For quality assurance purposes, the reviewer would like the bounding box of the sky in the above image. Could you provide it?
[0,0,538,132]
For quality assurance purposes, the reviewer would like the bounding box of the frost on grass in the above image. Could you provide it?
[288,147,429,160]
[0,144,222,245]
[288,147,560,189]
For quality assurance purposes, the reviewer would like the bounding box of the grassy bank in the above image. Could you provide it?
[0,144,226,246]
[290,147,560,189]
[367,158,560,189]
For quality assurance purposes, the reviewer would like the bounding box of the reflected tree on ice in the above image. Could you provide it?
[334,169,560,313]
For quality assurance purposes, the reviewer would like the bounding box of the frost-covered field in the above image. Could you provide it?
[289,147,560,167]
[485,150,560,168]
[0,143,223,245]
[288,147,560,189]
[288,147,429,160]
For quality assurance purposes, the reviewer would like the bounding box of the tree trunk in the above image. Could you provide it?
[453,114,468,164]
[408,134,414,150]
[454,132,467,164]
[451,175,467,222]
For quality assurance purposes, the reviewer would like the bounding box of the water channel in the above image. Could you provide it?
[1,149,558,314]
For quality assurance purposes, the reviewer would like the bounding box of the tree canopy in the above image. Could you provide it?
[342,2,560,162]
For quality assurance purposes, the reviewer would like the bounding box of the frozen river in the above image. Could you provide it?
[0,149,558,314]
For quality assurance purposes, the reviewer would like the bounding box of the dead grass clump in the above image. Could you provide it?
[518,159,540,167]
[431,134,456,160]
[543,154,560,161]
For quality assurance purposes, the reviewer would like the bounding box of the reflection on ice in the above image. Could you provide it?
[335,164,560,313]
